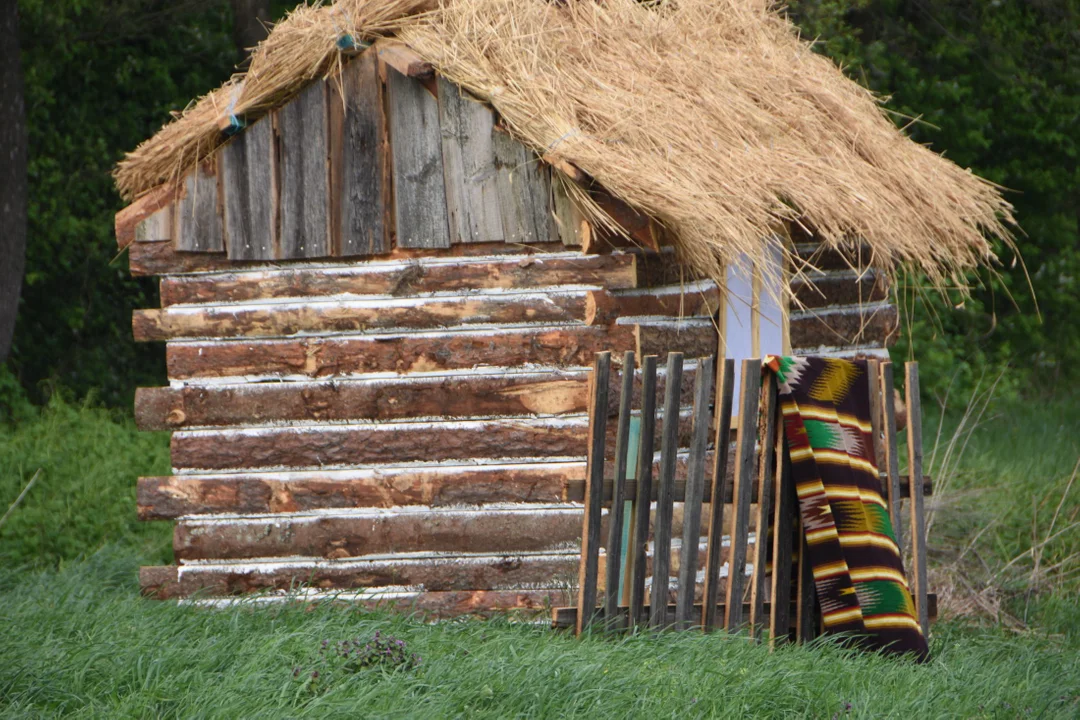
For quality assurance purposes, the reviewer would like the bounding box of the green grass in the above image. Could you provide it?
[1,395,1079,718]
[1,552,1077,718]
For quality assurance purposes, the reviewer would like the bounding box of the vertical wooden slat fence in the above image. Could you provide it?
[561,353,934,643]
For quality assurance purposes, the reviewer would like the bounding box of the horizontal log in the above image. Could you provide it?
[790,271,888,310]
[139,552,579,598]
[134,292,588,342]
[633,251,705,288]
[136,373,591,430]
[174,505,584,561]
[165,325,637,380]
[138,462,585,519]
[789,303,898,350]
[551,594,938,630]
[128,238,569,276]
[116,182,176,249]
[171,417,588,471]
[635,320,718,361]
[136,362,698,429]
[158,253,638,306]
[169,410,694,471]
[586,283,721,326]
[792,241,875,272]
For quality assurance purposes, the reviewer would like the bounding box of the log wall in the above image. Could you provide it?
[119,44,898,616]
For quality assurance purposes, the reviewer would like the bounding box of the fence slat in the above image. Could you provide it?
[748,371,777,638]
[702,358,735,629]
[576,352,611,635]
[627,355,658,628]
[604,351,636,626]
[880,363,904,549]
[649,352,683,628]
[905,362,929,637]
[675,355,715,629]
[725,358,760,631]
[769,405,795,647]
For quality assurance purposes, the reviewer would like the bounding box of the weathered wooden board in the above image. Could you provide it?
[582,186,662,253]
[725,359,760,631]
[906,362,930,637]
[165,325,638,380]
[116,182,176,249]
[220,116,277,260]
[174,506,584,560]
[128,236,567,277]
[649,353,683,627]
[277,80,330,259]
[702,357,735,630]
[387,66,450,249]
[141,552,578,598]
[676,355,714,629]
[790,271,887,310]
[438,78,505,244]
[586,283,721,325]
[174,159,224,252]
[329,50,389,257]
[552,175,585,247]
[492,129,556,244]
[137,462,584,519]
[133,291,589,342]
[158,253,638,306]
[577,352,610,633]
[789,304,898,350]
[135,205,173,244]
[748,373,777,638]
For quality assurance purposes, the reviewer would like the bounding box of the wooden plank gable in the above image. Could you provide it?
[329,50,390,257]
[276,79,331,259]
[220,116,277,260]
[174,158,224,252]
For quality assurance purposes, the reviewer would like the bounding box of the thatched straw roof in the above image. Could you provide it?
[114,0,1014,289]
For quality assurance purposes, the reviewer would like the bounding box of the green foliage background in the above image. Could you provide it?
[5,0,1078,408]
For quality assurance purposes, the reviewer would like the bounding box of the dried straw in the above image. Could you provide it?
[114,0,1014,289]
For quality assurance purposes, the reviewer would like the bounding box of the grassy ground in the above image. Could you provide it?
[1,396,1079,717]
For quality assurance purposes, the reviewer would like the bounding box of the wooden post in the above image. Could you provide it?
[627,355,658,628]
[866,359,886,474]
[604,351,635,627]
[675,355,715,629]
[880,363,904,548]
[905,362,929,637]
[768,404,795,647]
[576,352,611,635]
[649,353,683,628]
[748,372,777,639]
[725,358,760,631]
[702,358,735,630]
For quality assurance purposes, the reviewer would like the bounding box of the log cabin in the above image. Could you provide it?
[113,0,1011,615]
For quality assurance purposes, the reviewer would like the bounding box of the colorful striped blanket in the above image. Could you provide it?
[764,356,929,660]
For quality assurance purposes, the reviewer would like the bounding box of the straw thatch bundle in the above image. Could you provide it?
[114,0,1014,289]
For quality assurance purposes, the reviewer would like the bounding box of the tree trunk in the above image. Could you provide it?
[0,1,27,364]
[231,0,271,64]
